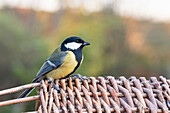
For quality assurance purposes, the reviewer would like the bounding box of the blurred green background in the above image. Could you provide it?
[0,0,170,112]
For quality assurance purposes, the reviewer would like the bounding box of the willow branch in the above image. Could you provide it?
[0,95,40,106]
[0,83,41,96]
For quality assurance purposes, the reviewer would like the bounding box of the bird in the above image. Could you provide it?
[18,36,90,98]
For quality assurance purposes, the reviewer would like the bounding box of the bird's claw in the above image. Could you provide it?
[48,78,60,91]
[53,84,60,91]
[71,74,88,81]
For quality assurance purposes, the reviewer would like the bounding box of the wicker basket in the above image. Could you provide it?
[35,76,170,113]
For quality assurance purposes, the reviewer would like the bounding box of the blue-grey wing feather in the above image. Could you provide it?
[33,51,67,82]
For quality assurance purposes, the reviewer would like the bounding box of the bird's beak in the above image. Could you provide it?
[83,42,91,46]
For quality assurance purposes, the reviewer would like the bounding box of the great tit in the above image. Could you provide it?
[18,36,90,98]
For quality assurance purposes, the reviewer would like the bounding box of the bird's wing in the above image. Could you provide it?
[33,47,67,82]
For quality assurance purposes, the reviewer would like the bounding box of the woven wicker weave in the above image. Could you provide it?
[36,76,170,113]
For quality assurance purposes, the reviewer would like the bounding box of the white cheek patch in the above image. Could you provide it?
[64,42,82,50]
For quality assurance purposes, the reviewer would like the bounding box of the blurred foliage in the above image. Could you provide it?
[0,10,48,112]
[0,7,170,112]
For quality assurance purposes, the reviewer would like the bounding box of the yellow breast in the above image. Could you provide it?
[46,51,78,80]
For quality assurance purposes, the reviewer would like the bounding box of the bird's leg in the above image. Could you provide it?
[71,74,88,81]
[48,78,60,91]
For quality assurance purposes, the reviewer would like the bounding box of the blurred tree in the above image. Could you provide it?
[0,10,47,100]
[0,10,49,112]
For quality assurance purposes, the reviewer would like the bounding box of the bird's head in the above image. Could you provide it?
[61,36,90,51]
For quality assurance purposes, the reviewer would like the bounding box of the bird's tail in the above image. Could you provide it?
[18,87,35,98]
[18,74,46,98]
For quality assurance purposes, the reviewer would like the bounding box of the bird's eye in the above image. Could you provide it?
[76,39,81,43]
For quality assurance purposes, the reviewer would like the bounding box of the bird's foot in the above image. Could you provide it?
[48,78,60,91]
[71,74,88,81]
